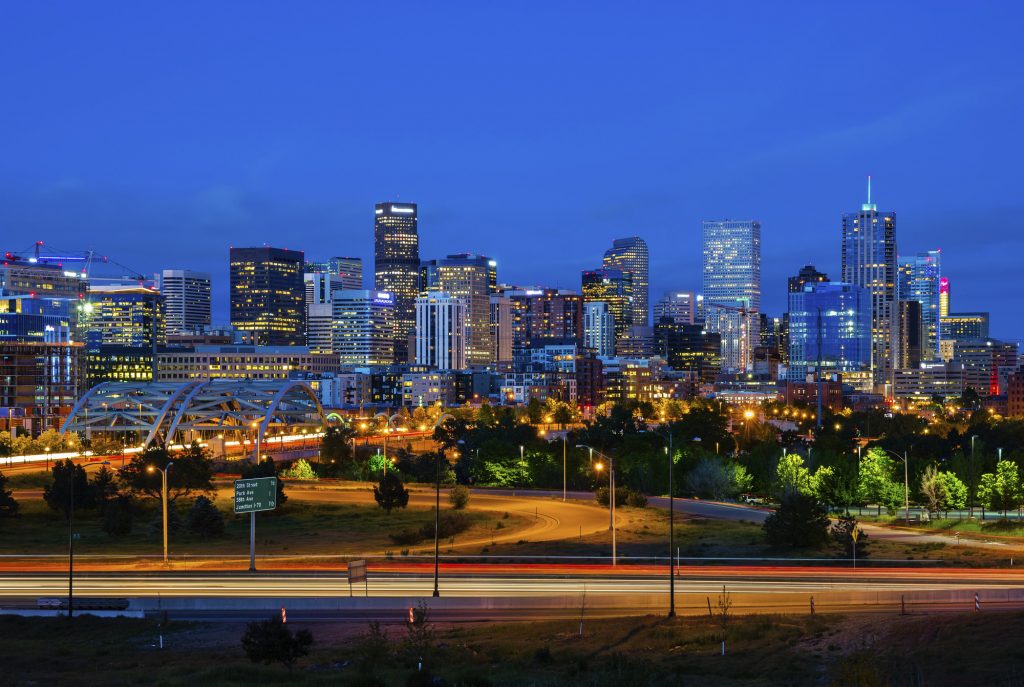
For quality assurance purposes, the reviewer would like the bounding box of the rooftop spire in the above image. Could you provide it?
[861,175,877,212]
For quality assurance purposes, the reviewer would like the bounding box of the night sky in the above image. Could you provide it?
[2,3,1022,341]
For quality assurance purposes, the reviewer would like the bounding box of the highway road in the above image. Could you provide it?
[4,570,1024,620]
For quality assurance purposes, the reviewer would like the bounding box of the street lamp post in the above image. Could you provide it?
[147,462,175,564]
[881,449,910,524]
[577,444,616,565]
[561,436,567,501]
[68,460,110,619]
[970,434,979,518]
[666,432,674,617]
[433,449,441,597]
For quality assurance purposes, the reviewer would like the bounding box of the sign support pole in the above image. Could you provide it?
[249,511,256,572]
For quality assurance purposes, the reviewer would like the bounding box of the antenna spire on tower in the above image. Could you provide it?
[867,175,872,205]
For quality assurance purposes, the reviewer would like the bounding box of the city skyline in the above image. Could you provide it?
[1,4,1021,341]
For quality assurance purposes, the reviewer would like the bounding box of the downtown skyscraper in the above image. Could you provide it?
[229,247,306,346]
[602,237,649,327]
[374,202,420,363]
[701,219,761,372]
[841,182,898,389]
[157,269,211,336]
[421,253,496,367]
[898,249,941,362]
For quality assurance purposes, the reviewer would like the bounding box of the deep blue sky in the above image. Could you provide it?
[2,2,1022,341]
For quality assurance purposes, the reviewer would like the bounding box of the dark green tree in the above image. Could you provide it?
[186,495,225,536]
[43,459,93,519]
[241,458,287,506]
[0,470,19,517]
[120,443,214,503]
[91,465,120,508]
[763,491,830,549]
[321,425,354,465]
[102,495,133,536]
[241,616,313,671]
[373,471,410,513]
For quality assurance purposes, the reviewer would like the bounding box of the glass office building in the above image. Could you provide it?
[702,219,761,371]
[787,282,872,383]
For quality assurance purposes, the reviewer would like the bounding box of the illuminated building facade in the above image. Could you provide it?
[653,317,722,385]
[702,219,761,371]
[422,253,495,366]
[415,293,467,370]
[602,237,649,327]
[157,345,338,381]
[501,288,584,354]
[581,269,633,345]
[841,184,898,390]
[229,247,305,346]
[653,291,696,325]
[786,282,871,383]
[898,250,941,360]
[0,254,87,301]
[583,301,615,357]
[157,269,211,336]
[374,202,420,362]
[331,290,396,366]
[306,256,362,290]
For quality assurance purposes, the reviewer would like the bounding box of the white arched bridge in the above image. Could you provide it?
[60,380,328,447]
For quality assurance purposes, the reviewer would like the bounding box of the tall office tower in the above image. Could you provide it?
[786,282,872,387]
[229,247,305,346]
[602,237,649,327]
[583,301,616,356]
[898,250,941,360]
[653,291,696,325]
[374,202,420,362]
[788,265,829,293]
[416,293,467,370]
[939,277,950,317]
[955,339,1019,397]
[653,317,722,385]
[81,285,166,384]
[581,268,634,345]
[702,219,761,372]
[304,273,345,354]
[489,294,513,366]
[421,254,495,367]
[0,295,84,431]
[841,181,897,390]
[306,257,362,290]
[157,269,211,336]
[500,288,585,352]
[897,300,923,369]
[331,290,396,366]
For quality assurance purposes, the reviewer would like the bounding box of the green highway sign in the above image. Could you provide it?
[234,477,278,513]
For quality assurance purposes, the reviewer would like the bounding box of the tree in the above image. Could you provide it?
[763,491,830,549]
[448,484,470,510]
[858,448,902,515]
[0,471,19,517]
[776,453,812,496]
[830,514,868,559]
[321,425,354,465]
[812,464,856,513]
[978,460,1021,516]
[186,496,225,536]
[241,616,313,671]
[241,458,287,507]
[102,495,133,536]
[43,459,93,519]
[938,471,968,512]
[120,443,214,503]
[373,471,409,513]
[91,466,119,508]
[730,464,754,496]
[685,458,732,499]
[919,465,946,514]
[0,431,11,457]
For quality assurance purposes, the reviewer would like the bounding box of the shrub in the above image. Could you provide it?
[625,490,648,508]
[280,459,317,481]
[595,486,626,507]
[449,485,470,510]
[389,530,425,546]
[240,615,313,671]
[147,504,182,538]
[0,471,18,518]
[420,512,470,540]
[186,495,224,537]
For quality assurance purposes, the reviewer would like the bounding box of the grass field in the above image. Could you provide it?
[0,487,532,562]
[4,610,1024,686]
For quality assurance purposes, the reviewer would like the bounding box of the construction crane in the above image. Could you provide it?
[7,241,150,286]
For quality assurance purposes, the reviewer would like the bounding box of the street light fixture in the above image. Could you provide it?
[577,444,616,566]
[880,449,910,524]
[147,461,176,564]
